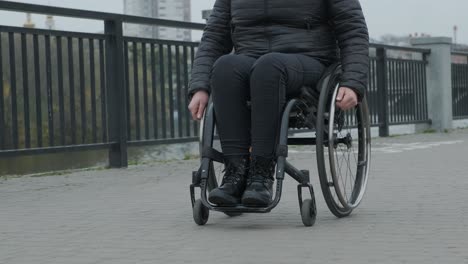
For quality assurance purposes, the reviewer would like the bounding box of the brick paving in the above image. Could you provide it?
[1,130,468,264]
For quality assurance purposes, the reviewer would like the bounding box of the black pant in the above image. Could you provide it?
[211,52,325,158]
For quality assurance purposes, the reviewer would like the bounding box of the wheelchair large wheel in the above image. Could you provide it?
[316,72,371,218]
[199,104,224,192]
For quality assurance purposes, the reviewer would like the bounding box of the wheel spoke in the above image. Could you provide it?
[344,153,348,200]
[337,146,346,172]
[336,145,347,188]
[346,148,354,201]
[327,148,341,205]
[333,149,343,189]
[337,141,351,203]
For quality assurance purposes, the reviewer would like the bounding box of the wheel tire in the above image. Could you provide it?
[316,66,370,218]
[224,212,242,217]
[193,199,209,225]
[301,199,317,227]
[316,66,353,218]
[200,103,223,193]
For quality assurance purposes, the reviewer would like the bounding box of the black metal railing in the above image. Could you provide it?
[368,44,430,136]
[0,1,432,167]
[123,38,198,143]
[0,27,108,150]
[0,1,204,167]
[452,52,468,119]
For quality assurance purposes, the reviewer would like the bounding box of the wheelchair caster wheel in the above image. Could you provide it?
[193,199,209,225]
[224,212,242,217]
[301,199,317,227]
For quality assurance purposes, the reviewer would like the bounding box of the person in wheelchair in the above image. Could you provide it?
[188,0,369,208]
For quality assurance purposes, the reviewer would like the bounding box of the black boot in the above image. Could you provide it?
[208,156,250,206]
[241,156,276,207]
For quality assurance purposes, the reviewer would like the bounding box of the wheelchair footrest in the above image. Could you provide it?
[210,205,274,214]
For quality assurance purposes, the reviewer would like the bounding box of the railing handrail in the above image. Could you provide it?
[370,43,431,55]
[0,25,107,39]
[0,1,206,30]
[452,51,468,56]
[0,1,435,56]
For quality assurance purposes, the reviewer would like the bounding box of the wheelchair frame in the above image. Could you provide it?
[190,63,371,226]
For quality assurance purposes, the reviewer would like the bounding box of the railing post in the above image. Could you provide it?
[411,37,453,132]
[376,47,389,137]
[105,19,128,168]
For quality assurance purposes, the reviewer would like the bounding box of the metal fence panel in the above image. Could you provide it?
[0,28,108,152]
[123,37,198,144]
[452,62,468,118]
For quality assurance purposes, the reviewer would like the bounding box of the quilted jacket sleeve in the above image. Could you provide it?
[187,0,233,101]
[327,0,369,100]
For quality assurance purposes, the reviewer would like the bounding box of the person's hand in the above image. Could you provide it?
[335,87,358,111]
[188,90,209,121]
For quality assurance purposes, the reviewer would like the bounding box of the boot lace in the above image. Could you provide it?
[221,160,247,184]
[247,158,275,184]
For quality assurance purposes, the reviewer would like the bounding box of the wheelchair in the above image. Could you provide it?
[189,63,371,226]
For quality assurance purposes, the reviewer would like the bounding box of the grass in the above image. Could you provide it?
[420,128,453,134]
[422,129,437,134]
[184,153,200,160]
[0,166,108,180]
[387,133,406,138]
[12,157,194,179]
[28,166,108,178]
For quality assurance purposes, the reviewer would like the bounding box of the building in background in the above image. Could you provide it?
[123,0,191,41]
[23,13,35,28]
[23,13,55,30]
[45,15,55,30]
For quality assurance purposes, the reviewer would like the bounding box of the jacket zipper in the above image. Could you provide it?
[305,18,312,31]
[230,23,237,51]
[264,0,271,52]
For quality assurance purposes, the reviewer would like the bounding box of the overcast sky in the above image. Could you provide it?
[0,0,467,44]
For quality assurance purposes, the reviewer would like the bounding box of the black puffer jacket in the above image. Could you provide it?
[188,0,369,100]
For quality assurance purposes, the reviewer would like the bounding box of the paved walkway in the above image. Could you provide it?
[1,130,468,264]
